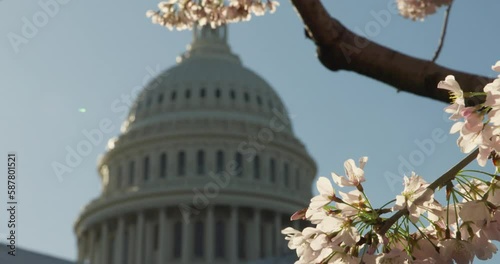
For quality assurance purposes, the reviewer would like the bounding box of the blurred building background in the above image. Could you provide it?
[72,24,316,264]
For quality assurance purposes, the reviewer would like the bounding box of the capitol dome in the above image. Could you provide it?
[74,25,316,264]
[122,25,292,136]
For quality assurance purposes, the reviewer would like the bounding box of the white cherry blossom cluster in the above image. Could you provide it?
[282,154,500,263]
[145,0,460,31]
[396,0,453,20]
[146,0,279,30]
[439,61,500,167]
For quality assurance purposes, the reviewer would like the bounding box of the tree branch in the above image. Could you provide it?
[289,0,493,104]
[431,2,453,62]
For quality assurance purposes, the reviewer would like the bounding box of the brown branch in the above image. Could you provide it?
[431,2,453,62]
[427,148,479,191]
[289,0,493,104]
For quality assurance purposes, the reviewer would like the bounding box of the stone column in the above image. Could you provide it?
[181,219,191,262]
[126,224,135,264]
[100,223,109,264]
[83,232,90,263]
[158,208,169,263]
[264,223,273,257]
[88,229,96,264]
[229,206,238,262]
[135,212,145,263]
[251,209,261,260]
[274,213,283,256]
[77,235,84,263]
[114,217,125,264]
[205,206,215,262]
[144,220,154,263]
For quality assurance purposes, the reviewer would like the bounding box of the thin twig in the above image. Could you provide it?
[427,148,479,191]
[377,148,479,235]
[431,2,454,62]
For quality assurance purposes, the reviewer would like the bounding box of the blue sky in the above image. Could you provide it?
[0,0,499,262]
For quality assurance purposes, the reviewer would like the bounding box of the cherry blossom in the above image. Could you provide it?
[331,157,367,188]
[441,60,500,166]
[439,239,475,264]
[459,200,491,226]
[438,75,465,121]
[374,249,411,263]
[326,246,360,264]
[317,216,360,247]
[411,236,443,263]
[493,61,500,72]
[281,60,500,263]
[336,189,367,217]
[396,0,453,21]
[282,152,500,263]
[146,0,279,30]
[449,107,485,154]
[309,176,336,210]
[281,227,302,250]
[481,211,500,241]
[393,173,440,223]
[147,0,459,31]
[470,230,498,261]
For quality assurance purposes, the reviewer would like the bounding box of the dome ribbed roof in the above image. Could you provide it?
[122,25,292,135]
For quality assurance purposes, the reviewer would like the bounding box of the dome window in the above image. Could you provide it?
[284,162,289,187]
[235,152,243,177]
[253,156,260,179]
[197,150,205,175]
[117,165,122,188]
[295,168,300,190]
[216,150,224,174]
[160,153,167,178]
[257,96,262,106]
[185,89,191,99]
[177,151,186,176]
[269,158,276,183]
[230,90,236,100]
[128,160,135,185]
[215,88,221,99]
[171,91,177,101]
[244,92,250,103]
[200,88,206,98]
[158,93,164,104]
[143,156,150,181]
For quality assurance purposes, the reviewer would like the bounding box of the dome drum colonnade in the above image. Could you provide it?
[74,25,316,264]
